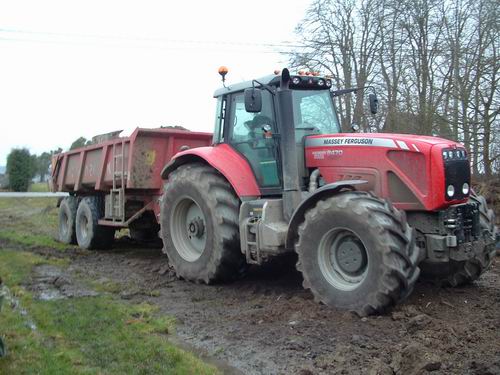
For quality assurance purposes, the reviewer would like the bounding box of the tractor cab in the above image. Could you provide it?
[212,70,340,195]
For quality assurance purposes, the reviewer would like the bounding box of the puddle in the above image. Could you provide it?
[29,264,98,301]
[38,289,65,301]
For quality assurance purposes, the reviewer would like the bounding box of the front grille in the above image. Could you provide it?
[440,203,480,244]
[443,148,470,201]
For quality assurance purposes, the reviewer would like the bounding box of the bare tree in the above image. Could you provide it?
[290,0,500,176]
[290,0,381,131]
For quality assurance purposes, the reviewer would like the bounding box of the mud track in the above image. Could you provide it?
[19,239,500,374]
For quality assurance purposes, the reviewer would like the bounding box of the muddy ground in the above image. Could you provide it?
[11,236,499,375]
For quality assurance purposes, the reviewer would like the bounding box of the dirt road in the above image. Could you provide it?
[23,237,500,375]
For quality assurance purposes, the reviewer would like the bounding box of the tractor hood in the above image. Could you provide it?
[304,133,470,211]
[305,133,460,150]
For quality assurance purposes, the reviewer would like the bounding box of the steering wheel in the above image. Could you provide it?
[295,122,320,132]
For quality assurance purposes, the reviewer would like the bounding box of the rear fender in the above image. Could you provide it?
[161,144,261,198]
[285,180,367,249]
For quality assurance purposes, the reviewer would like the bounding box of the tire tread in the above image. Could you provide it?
[296,191,420,316]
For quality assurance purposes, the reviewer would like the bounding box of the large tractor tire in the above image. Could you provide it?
[75,196,115,250]
[160,163,246,283]
[295,191,420,316]
[420,193,497,286]
[58,196,78,244]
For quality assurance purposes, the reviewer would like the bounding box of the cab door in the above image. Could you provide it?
[225,91,281,191]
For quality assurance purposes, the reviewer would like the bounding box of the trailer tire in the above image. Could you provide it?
[420,193,497,286]
[160,163,245,283]
[58,196,78,244]
[75,196,115,250]
[295,191,420,316]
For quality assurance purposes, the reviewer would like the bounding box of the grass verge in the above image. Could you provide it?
[0,249,219,375]
[0,197,69,250]
[28,182,50,192]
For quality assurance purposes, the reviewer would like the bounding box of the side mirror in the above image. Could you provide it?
[369,93,378,114]
[244,88,262,113]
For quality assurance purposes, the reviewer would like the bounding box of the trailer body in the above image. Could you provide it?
[51,128,212,227]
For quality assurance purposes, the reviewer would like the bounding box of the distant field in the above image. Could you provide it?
[0,182,50,193]
[28,182,50,192]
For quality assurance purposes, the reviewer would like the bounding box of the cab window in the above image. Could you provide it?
[292,90,340,134]
[228,91,280,188]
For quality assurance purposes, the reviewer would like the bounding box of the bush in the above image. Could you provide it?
[6,148,35,192]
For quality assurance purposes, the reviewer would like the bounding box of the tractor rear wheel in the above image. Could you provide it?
[160,163,246,283]
[75,196,115,250]
[295,191,420,316]
[420,193,497,286]
[58,196,78,244]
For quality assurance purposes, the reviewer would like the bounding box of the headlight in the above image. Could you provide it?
[462,182,469,195]
[447,184,455,198]
[317,79,325,86]
[292,76,301,85]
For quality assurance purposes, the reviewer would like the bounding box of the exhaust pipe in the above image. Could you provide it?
[278,68,302,221]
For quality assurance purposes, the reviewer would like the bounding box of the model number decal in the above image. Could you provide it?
[312,149,344,160]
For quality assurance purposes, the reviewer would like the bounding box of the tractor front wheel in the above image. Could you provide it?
[295,191,420,316]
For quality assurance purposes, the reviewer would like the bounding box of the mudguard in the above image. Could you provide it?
[161,144,261,198]
[285,180,367,249]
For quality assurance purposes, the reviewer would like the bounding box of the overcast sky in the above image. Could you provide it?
[0,0,311,165]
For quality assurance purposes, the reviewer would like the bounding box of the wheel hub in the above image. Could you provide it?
[318,228,369,291]
[188,217,205,238]
[334,237,366,275]
[171,197,207,262]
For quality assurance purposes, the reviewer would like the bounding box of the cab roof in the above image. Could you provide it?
[213,74,280,98]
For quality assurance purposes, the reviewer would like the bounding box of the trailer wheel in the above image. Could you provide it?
[160,163,245,283]
[295,191,420,316]
[75,196,115,250]
[420,193,497,286]
[58,196,78,244]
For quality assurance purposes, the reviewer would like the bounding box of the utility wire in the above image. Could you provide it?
[0,28,302,50]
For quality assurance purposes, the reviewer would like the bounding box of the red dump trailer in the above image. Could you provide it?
[51,127,212,248]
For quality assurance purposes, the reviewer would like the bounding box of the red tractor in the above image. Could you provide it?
[52,68,497,316]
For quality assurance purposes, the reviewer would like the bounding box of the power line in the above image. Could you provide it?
[0,28,302,50]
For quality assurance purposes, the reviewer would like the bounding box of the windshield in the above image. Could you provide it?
[292,90,340,135]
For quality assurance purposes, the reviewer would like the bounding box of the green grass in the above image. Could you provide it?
[0,197,70,250]
[0,231,68,251]
[0,250,219,375]
[28,182,50,192]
